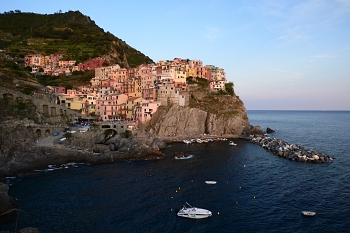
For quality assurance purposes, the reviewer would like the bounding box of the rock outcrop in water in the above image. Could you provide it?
[249,135,333,163]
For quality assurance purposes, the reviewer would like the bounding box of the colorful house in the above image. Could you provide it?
[126,96,143,120]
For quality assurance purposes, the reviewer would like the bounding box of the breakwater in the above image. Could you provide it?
[248,135,333,163]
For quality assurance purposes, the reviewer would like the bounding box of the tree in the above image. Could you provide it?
[61,29,72,40]
[225,82,234,96]
[64,83,73,90]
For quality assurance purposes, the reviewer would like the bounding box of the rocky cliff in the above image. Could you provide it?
[0,124,167,178]
[143,85,253,140]
[145,104,248,139]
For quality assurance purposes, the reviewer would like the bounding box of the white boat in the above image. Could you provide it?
[183,140,192,144]
[59,137,67,143]
[177,202,212,219]
[229,141,237,146]
[196,139,203,143]
[205,181,217,185]
[302,211,316,216]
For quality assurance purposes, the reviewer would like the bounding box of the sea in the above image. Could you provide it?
[2,110,350,233]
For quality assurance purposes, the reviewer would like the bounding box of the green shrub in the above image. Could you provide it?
[120,130,131,138]
[225,82,234,96]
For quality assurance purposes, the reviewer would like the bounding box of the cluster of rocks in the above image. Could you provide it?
[248,135,333,163]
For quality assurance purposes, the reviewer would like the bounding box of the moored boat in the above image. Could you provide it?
[205,181,217,185]
[229,141,237,146]
[302,211,316,216]
[177,202,212,219]
[196,139,203,143]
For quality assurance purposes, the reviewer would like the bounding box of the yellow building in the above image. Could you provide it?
[186,67,197,78]
[126,96,143,120]
[70,96,86,113]
[128,77,142,97]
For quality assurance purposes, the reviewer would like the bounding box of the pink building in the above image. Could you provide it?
[96,93,128,121]
[135,100,161,123]
[55,86,66,94]
[78,57,106,71]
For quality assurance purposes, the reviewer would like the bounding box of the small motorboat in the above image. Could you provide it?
[205,181,217,185]
[183,140,192,144]
[229,141,237,146]
[302,211,316,216]
[196,139,203,143]
[177,202,212,219]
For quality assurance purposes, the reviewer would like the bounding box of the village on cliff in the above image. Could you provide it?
[24,54,228,124]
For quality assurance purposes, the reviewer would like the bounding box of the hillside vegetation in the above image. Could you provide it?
[0,10,153,68]
[0,53,94,89]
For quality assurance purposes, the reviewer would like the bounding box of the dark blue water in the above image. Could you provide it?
[2,111,350,233]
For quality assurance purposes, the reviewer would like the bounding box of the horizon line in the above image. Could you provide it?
[247,109,350,111]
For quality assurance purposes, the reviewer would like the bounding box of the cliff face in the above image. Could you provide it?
[146,105,248,138]
[145,87,249,139]
[0,124,167,178]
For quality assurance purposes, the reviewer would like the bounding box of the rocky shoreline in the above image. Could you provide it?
[248,134,333,163]
[0,124,334,230]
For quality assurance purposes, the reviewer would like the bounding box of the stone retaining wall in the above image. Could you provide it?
[0,87,83,122]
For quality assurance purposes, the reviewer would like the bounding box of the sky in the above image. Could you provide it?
[2,0,350,110]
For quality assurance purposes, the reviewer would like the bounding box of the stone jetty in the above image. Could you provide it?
[248,135,333,163]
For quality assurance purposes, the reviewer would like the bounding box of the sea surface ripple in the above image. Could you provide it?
[2,110,350,233]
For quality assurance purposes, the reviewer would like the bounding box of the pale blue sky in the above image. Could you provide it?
[2,0,350,110]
